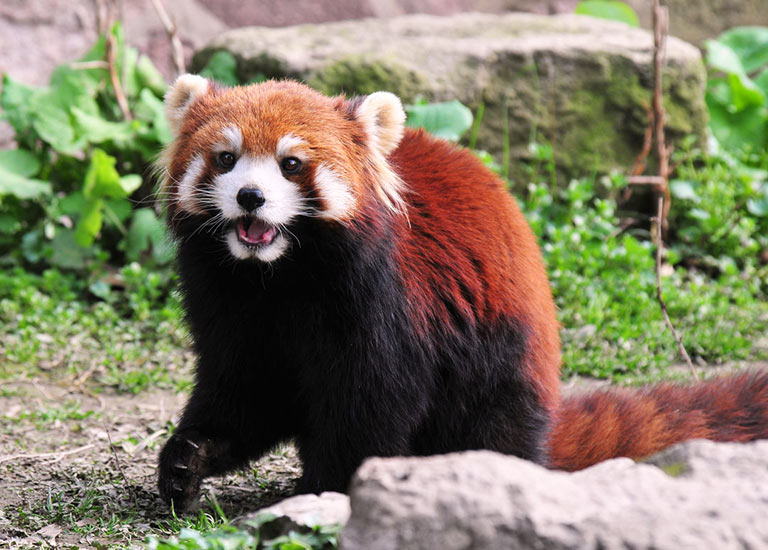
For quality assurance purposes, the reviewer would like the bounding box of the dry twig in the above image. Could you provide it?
[150,0,186,76]
[651,0,671,228]
[94,0,132,120]
[654,196,697,378]
[0,444,95,465]
[626,0,697,377]
[105,425,138,506]
[106,25,133,121]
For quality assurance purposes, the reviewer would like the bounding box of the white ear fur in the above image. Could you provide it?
[164,74,210,136]
[355,91,406,156]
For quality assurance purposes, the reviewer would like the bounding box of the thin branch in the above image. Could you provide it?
[106,24,133,121]
[70,60,110,70]
[105,425,138,507]
[652,0,670,228]
[0,444,95,465]
[627,175,666,186]
[630,106,654,177]
[627,0,697,376]
[149,0,186,76]
[94,0,108,35]
[654,196,697,379]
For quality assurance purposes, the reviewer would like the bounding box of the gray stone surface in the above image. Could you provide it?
[340,440,768,550]
[236,492,350,541]
[194,13,707,184]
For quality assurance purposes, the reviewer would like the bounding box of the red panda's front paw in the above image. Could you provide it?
[158,431,211,512]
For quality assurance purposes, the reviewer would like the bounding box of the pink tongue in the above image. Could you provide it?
[238,220,276,245]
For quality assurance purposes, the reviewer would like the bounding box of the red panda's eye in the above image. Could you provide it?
[281,157,302,175]
[218,152,236,170]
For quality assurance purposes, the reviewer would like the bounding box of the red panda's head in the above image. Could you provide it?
[157,75,406,263]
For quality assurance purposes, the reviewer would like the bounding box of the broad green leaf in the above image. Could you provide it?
[0,164,52,199]
[136,55,167,96]
[706,79,733,107]
[119,174,143,196]
[405,100,473,142]
[707,40,745,75]
[57,191,87,216]
[0,149,40,178]
[29,95,77,153]
[670,180,699,202]
[754,68,768,97]
[74,198,104,246]
[50,63,104,99]
[120,46,141,99]
[50,229,88,268]
[717,27,768,74]
[83,149,126,200]
[134,88,172,144]
[706,96,767,152]
[49,68,102,118]
[0,74,44,135]
[727,72,765,110]
[0,214,20,234]
[72,107,135,145]
[747,186,768,216]
[105,198,133,223]
[574,1,639,27]
[123,208,173,263]
[200,50,239,86]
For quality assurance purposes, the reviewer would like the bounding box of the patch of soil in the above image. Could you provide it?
[0,382,301,549]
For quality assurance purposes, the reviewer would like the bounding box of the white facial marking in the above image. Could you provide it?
[276,134,309,162]
[213,154,304,261]
[217,126,243,155]
[213,155,304,225]
[177,154,205,213]
[314,164,355,220]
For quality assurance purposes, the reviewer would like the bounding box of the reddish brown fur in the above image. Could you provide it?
[548,371,768,470]
[390,130,562,410]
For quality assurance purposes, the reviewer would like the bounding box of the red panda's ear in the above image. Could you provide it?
[164,74,210,136]
[355,92,406,156]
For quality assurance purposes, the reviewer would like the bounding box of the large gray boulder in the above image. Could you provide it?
[340,440,768,550]
[193,13,706,185]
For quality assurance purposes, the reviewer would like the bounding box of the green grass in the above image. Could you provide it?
[0,264,191,393]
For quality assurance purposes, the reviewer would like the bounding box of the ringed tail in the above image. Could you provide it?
[547,370,768,471]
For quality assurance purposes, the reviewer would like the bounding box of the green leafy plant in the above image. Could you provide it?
[705,26,768,153]
[574,1,639,27]
[0,22,171,270]
[521,166,768,379]
[405,99,473,142]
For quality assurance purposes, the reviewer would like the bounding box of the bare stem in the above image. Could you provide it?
[149,0,186,76]
[654,196,697,379]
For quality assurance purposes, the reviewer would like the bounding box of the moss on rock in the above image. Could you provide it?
[308,56,429,101]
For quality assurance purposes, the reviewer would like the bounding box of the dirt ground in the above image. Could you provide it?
[0,380,301,549]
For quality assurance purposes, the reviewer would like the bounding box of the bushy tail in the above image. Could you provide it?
[547,370,768,471]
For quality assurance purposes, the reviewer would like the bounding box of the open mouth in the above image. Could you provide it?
[236,217,278,247]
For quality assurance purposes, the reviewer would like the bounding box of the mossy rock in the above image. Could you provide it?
[192,13,707,186]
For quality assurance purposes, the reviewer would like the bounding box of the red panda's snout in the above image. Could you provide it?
[157,75,409,263]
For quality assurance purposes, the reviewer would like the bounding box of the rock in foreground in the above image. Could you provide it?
[340,440,768,550]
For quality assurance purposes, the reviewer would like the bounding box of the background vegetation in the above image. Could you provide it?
[1,2,767,548]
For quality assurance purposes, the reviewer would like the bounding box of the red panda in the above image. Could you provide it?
[156,75,768,510]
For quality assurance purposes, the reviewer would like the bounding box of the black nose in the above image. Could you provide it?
[236,187,265,212]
